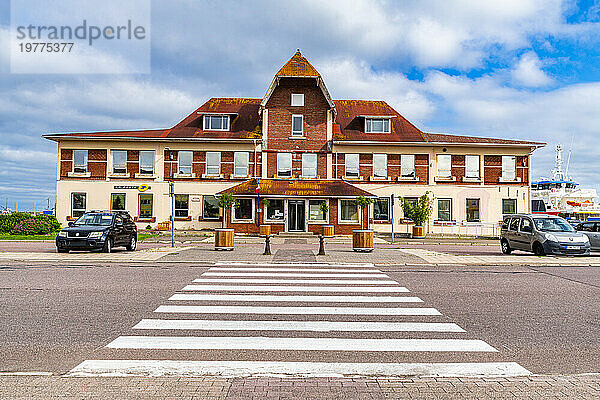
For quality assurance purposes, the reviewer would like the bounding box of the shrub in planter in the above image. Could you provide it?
[400,191,434,237]
[10,219,52,235]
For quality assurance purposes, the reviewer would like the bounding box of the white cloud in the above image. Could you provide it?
[511,51,553,87]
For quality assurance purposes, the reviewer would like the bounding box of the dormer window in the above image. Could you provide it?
[203,115,230,131]
[365,118,390,133]
[291,93,304,106]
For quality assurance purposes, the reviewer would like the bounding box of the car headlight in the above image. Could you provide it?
[579,235,590,243]
[88,231,104,238]
[544,233,558,242]
[58,231,67,237]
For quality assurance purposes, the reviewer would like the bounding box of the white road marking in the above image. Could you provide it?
[192,278,399,285]
[209,267,384,273]
[182,285,410,293]
[133,319,465,332]
[68,360,531,378]
[202,272,388,278]
[216,262,375,268]
[168,294,422,303]
[154,305,441,316]
[106,336,497,352]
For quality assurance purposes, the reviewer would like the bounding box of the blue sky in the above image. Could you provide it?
[1,0,600,211]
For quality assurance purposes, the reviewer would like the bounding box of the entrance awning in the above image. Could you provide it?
[217,179,376,198]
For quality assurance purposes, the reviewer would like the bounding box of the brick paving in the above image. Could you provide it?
[1,374,600,399]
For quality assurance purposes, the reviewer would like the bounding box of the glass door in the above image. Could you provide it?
[288,200,306,232]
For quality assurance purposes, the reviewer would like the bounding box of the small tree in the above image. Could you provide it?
[401,191,434,227]
[319,201,329,218]
[216,193,238,228]
[355,196,374,229]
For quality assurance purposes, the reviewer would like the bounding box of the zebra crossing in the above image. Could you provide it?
[68,262,531,378]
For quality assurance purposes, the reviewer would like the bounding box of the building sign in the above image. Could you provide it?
[114,185,151,192]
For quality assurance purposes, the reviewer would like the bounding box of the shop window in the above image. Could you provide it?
[437,198,452,221]
[266,199,284,221]
[308,200,327,221]
[466,198,480,222]
[111,193,125,211]
[203,195,220,219]
[139,194,153,219]
[340,200,359,222]
[71,192,86,218]
[111,150,127,174]
[234,198,253,221]
[373,197,390,221]
[174,194,189,218]
[73,150,88,173]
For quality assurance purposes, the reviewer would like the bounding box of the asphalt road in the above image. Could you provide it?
[0,257,599,376]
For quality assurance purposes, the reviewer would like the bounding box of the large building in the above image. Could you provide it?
[44,51,544,236]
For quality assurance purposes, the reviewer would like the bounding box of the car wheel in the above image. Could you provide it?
[126,235,137,251]
[102,237,113,253]
[57,248,69,253]
[533,242,546,256]
[501,239,512,255]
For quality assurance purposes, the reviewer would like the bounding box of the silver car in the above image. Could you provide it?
[500,214,591,256]
[574,221,600,251]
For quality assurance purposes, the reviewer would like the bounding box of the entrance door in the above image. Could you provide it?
[288,200,306,232]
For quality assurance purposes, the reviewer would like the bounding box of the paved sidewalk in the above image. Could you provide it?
[2,374,599,399]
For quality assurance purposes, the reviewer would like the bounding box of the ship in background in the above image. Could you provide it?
[531,144,600,222]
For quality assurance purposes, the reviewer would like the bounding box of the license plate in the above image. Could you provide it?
[566,246,579,250]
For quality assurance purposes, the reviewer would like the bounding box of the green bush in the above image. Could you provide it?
[10,219,53,235]
[0,213,61,233]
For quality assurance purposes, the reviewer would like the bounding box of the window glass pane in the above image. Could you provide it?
[111,193,125,211]
[291,94,304,106]
[383,119,390,132]
[139,151,154,174]
[292,115,303,135]
[174,194,189,218]
[203,195,220,219]
[112,150,127,174]
[72,193,86,217]
[373,154,387,178]
[502,156,516,180]
[234,152,249,177]
[373,198,389,221]
[277,153,292,177]
[502,199,517,214]
[340,200,359,222]
[366,119,371,132]
[73,150,88,173]
[234,198,253,220]
[372,119,383,132]
[365,118,390,133]
[521,218,532,231]
[211,115,223,130]
[466,199,480,222]
[266,199,284,221]
[309,200,327,221]
[206,152,221,176]
[178,151,193,174]
[401,155,415,178]
[465,155,480,178]
[437,154,452,177]
[438,199,452,221]
[345,154,359,177]
[139,194,153,218]
[302,153,317,178]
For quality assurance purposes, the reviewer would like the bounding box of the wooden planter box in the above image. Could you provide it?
[214,228,234,251]
[352,229,374,252]
[322,225,334,237]
[412,225,426,239]
[259,225,271,236]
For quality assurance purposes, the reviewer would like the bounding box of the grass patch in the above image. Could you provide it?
[137,233,159,242]
[0,233,57,240]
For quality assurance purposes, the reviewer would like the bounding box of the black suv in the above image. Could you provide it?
[56,211,137,253]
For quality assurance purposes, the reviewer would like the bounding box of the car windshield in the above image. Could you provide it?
[533,217,575,233]
[74,214,113,226]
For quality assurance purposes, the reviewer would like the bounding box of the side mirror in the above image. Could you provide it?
[68,222,74,227]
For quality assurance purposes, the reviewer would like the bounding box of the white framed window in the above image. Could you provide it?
[203,115,230,131]
[302,153,317,178]
[277,153,292,178]
[437,154,452,178]
[234,152,249,177]
[206,152,221,176]
[139,194,153,219]
[292,115,303,136]
[73,150,88,173]
[175,194,189,218]
[71,192,86,218]
[345,153,359,178]
[465,155,480,178]
[437,199,452,221]
[139,151,155,175]
[234,198,254,221]
[178,151,193,175]
[365,118,390,133]
[308,200,327,221]
[291,93,304,106]
[265,199,284,221]
[111,193,126,211]
[339,199,359,223]
[202,195,220,219]
[401,154,415,178]
[373,197,390,221]
[111,150,127,174]
[466,198,480,222]
[373,154,387,179]
[502,156,517,181]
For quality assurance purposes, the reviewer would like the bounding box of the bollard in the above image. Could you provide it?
[318,235,326,256]
[263,234,272,255]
